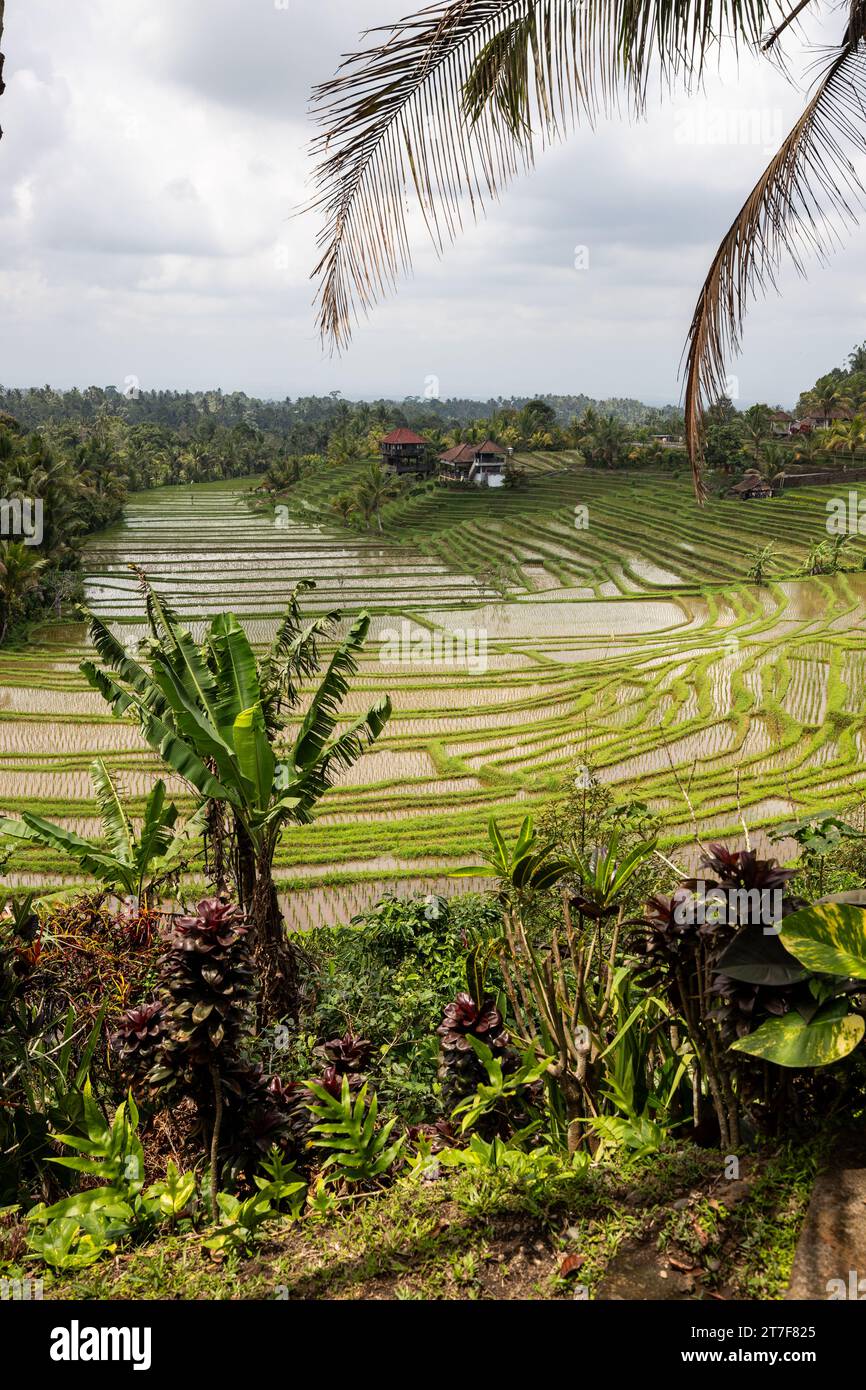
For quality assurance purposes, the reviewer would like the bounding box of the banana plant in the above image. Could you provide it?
[0,758,204,906]
[79,572,391,1018]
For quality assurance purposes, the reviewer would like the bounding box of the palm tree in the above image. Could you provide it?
[328,433,364,467]
[0,541,45,643]
[792,431,826,466]
[740,405,772,465]
[802,381,852,423]
[80,575,391,1019]
[354,461,402,531]
[827,414,866,463]
[584,414,629,469]
[330,492,358,525]
[758,440,790,478]
[309,2,866,499]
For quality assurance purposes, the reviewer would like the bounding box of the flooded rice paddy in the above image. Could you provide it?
[3,474,866,924]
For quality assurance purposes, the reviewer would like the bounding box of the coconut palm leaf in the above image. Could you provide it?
[309,0,778,350]
[683,11,866,497]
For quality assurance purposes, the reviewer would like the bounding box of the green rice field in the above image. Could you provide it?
[3,461,866,929]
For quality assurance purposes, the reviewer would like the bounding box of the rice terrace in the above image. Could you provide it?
[5,461,866,926]
[10,0,866,1331]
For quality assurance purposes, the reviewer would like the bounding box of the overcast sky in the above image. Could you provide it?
[1,1,863,406]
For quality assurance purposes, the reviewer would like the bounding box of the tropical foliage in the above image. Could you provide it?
[0,760,205,905]
[79,575,391,1017]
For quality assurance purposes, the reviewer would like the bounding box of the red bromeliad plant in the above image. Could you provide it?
[135,899,306,1213]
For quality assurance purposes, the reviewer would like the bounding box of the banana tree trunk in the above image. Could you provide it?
[249,855,299,1024]
[204,797,230,898]
[232,818,256,914]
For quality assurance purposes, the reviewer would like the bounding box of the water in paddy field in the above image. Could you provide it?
[3,475,866,922]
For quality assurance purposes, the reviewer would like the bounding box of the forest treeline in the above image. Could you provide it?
[0,384,685,439]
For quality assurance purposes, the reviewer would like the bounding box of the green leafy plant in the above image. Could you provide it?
[746,542,776,585]
[302,892,499,1124]
[436,1134,590,1216]
[771,810,866,899]
[0,759,205,906]
[471,816,658,1151]
[637,843,800,1146]
[307,1075,404,1187]
[202,1153,306,1256]
[202,1191,281,1256]
[567,829,658,920]
[454,815,569,894]
[143,1160,197,1224]
[730,902,866,1068]
[0,904,107,1205]
[451,1036,551,1135]
[80,576,391,1018]
[26,1085,151,1268]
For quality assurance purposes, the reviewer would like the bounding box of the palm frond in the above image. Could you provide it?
[131,564,185,648]
[291,613,374,768]
[683,13,866,499]
[310,0,777,349]
[259,584,341,719]
[264,579,320,662]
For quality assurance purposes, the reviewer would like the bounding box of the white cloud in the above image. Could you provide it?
[0,0,864,404]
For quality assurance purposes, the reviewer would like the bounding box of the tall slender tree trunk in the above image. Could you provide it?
[249,854,300,1024]
[0,0,6,143]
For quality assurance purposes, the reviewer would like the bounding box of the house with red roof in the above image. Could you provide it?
[439,439,508,488]
[379,427,433,475]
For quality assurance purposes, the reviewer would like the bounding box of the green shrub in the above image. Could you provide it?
[288,892,501,1123]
